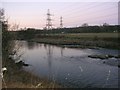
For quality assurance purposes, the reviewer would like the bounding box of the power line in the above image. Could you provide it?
[65,12,117,26]
[50,2,117,27]
[63,3,117,19]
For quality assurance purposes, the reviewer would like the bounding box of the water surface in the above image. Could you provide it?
[17,41,119,88]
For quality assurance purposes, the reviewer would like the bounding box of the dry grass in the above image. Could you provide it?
[30,33,119,49]
[2,58,61,88]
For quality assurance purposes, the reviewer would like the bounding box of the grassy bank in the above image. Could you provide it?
[2,58,61,88]
[28,33,119,49]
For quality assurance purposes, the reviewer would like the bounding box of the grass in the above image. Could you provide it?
[64,33,118,38]
[2,58,61,88]
[29,33,119,49]
[3,70,61,88]
[35,33,118,39]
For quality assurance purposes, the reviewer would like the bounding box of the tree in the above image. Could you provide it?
[0,8,5,22]
[1,8,9,64]
[103,23,109,26]
[81,23,88,27]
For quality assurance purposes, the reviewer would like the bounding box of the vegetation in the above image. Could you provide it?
[13,25,120,35]
[1,8,61,88]
[13,32,119,49]
[10,25,120,49]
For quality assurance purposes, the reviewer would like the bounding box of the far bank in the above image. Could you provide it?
[13,33,120,50]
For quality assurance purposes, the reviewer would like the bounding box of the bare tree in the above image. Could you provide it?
[0,8,5,22]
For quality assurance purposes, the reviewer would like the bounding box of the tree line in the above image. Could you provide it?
[10,25,120,40]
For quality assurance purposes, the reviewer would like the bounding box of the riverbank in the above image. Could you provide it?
[27,33,119,50]
[7,40,119,88]
[2,58,61,88]
[4,33,118,88]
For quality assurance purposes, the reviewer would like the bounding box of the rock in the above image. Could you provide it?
[88,55,109,59]
[107,55,114,58]
[114,55,120,58]
[118,65,120,68]
[16,61,29,67]
[70,56,74,58]
[103,61,106,63]
[88,55,99,58]
[88,54,120,59]
[99,56,108,59]
[23,63,29,66]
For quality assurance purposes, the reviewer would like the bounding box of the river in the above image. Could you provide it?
[16,40,119,88]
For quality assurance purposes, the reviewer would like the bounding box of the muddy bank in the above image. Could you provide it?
[88,54,120,67]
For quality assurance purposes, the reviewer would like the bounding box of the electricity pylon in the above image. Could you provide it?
[60,16,63,28]
[46,9,53,30]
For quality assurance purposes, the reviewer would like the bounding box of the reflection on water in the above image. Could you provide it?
[17,40,119,88]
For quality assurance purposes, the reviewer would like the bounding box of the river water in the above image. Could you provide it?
[16,40,119,88]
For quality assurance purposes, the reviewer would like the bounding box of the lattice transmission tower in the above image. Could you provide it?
[46,9,53,30]
[60,16,63,28]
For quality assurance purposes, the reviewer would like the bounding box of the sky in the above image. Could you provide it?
[0,0,119,29]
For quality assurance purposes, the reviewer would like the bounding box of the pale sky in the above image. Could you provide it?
[1,0,119,29]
